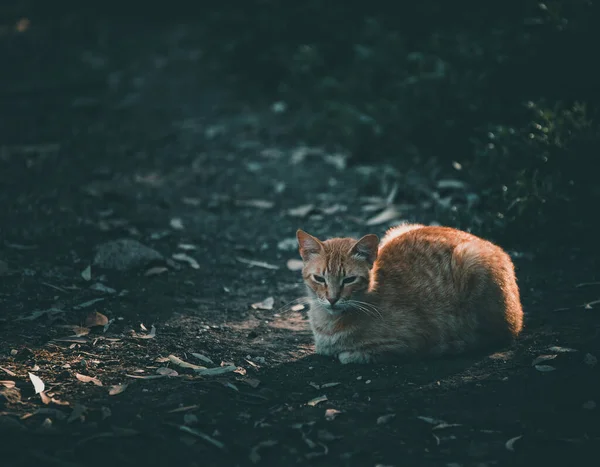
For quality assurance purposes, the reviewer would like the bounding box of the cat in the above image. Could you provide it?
[296,224,523,364]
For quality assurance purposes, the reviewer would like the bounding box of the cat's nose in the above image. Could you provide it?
[327,297,338,306]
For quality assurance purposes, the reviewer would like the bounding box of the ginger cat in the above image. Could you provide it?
[296,224,523,364]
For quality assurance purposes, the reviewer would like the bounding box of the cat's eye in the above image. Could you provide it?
[313,275,326,284]
[342,276,357,285]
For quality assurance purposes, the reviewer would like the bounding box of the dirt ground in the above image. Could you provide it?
[1,12,599,467]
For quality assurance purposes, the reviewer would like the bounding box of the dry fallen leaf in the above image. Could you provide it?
[320,382,341,389]
[0,366,17,376]
[417,416,446,425]
[168,355,206,371]
[108,384,128,396]
[133,325,156,339]
[534,364,556,372]
[325,408,342,421]
[236,199,275,209]
[365,206,401,226]
[531,354,557,366]
[0,380,16,388]
[75,373,103,386]
[307,395,328,407]
[194,365,237,376]
[177,243,197,251]
[85,311,109,328]
[81,265,92,281]
[172,253,200,269]
[548,346,578,353]
[178,425,225,450]
[505,435,523,451]
[125,374,167,380]
[144,266,168,276]
[377,414,396,425]
[286,259,304,271]
[156,367,179,377]
[170,218,185,230]
[288,204,315,218]
[28,372,45,394]
[236,257,279,270]
[191,353,214,365]
[251,297,275,311]
[291,304,306,312]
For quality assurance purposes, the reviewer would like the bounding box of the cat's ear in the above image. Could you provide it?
[297,230,324,261]
[349,234,379,266]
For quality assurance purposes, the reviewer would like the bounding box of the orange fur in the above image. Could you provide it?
[296,224,524,364]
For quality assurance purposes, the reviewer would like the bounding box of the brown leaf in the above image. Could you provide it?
[0,380,16,388]
[108,384,128,396]
[85,311,109,328]
[156,367,179,377]
[75,373,103,386]
[168,355,205,371]
[307,395,328,407]
[251,297,275,311]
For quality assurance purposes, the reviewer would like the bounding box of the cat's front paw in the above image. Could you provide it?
[338,351,371,364]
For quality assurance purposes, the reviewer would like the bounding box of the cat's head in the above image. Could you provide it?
[296,229,379,314]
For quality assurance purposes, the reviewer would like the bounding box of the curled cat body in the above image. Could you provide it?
[296,224,523,364]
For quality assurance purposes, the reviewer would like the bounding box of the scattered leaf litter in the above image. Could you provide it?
[377,414,396,425]
[307,395,328,407]
[170,218,185,230]
[505,435,523,451]
[548,346,578,353]
[194,365,237,376]
[168,355,206,371]
[236,257,279,270]
[286,259,304,271]
[172,253,200,269]
[191,353,214,365]
[85,311,109,328]
[156,367,179,377]
[81,265,92,281]
[178,425,225,450]
[144,266,168,276]
[288,204,315,218]
[365,206,401,226]
[28,373,45,394]
[325,409,342,421]
[236,199,275,209]
[251,297,275,311]
[75,373,103,386]
[531,354,557,366]
[108,384,128,396]
[132,325,156,339]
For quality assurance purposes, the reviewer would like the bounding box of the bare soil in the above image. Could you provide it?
[1,12,599,467]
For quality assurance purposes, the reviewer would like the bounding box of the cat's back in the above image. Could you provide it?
[373,223,515,291]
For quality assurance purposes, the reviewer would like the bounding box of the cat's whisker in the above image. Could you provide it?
[345,301,377,319]
[274,297,311,314]
[346,300,384,320]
